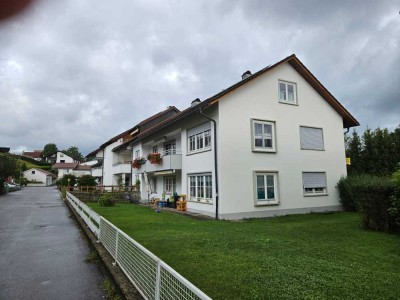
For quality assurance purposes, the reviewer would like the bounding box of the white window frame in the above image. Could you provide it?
[300,126,325,151]
[188,130,211,154]
[251,119,276,153]
[278,80,297,104]
[164,177,176,194]
[302,172,328,196]
[135,150,140,159]
[253,171,279,206]
[188,173,213,203]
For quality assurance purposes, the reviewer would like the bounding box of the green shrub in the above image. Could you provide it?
[0,178,5,195]
[98,193,116,207]
[388,167,400,233]
[77,174,97,187]
[337,175,396,232]
[337,176,357,211]
[59,174,77,187]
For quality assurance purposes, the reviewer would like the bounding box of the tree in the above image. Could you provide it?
[0,153,18,180]
[42,143,58,157]
[59,174,77,187]
[64,146,83,161]
[346,130,362,175]
[77,174,96,187]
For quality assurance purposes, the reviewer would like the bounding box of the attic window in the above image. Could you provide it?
[32,170,35,174]
[279,80,297,104]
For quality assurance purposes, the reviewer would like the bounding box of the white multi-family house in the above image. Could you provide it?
[87,106,180,186]
[112,54,358,219]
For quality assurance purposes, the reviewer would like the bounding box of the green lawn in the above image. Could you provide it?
[88,203,400,299]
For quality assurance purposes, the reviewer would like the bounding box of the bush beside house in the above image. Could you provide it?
[338,170,400,233]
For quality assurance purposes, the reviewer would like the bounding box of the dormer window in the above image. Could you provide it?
[279,80,297,104]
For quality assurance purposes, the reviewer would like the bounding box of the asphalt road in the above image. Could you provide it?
[0,187,105,299]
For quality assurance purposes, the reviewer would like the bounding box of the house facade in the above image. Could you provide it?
[87,106,180,187]
[92,54,358,219]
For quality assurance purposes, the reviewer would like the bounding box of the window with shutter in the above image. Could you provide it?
[302,172,327,195]
[300,127,324,150]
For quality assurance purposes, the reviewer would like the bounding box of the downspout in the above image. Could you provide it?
[101,149,105,185]
[344,127,350,135]
[199,107,219,220]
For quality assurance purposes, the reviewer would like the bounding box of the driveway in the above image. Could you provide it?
[0,187,105,299]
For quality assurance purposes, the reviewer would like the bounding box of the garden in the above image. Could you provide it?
[88,203,400,299]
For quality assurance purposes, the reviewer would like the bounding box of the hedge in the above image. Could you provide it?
[338,174,399,233]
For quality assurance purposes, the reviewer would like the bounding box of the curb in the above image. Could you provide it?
[62,194,142,300]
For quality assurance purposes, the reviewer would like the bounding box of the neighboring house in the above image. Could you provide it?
[86,106,180,186]
[93,54,359,219]
[72,164,92,177]
[22,150,43,161]
[23,168,56,186]
[43,151,81,164]
[52,162,91,178]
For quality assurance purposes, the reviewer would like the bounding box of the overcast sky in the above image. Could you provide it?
[1,0,399,155]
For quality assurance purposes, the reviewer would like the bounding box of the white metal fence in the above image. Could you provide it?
[66,192,212,300]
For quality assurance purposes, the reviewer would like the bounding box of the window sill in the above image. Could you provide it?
[188,199,213,205]
[186,148,211,156]
[278,100,298,106]
[300,148,325,151]
[254,201,279,206]
[252,148,276,153]
[303,193,329,197]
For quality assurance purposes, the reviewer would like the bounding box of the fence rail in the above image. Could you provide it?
[66,192,211,300]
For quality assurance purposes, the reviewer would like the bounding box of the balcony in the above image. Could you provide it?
[135,151,182,174]
[112,161,132,174]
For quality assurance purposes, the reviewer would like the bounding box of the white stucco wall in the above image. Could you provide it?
[56,152,75,163]
[23,169,53,186]
[103,141,122,186]
[217,62,347,219]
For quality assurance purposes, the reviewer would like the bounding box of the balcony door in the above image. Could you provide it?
[164,177,176,195]
[164,140,176,155]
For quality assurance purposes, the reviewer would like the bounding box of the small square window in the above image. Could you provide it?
[279,81,297,104]
[32,170,35,174]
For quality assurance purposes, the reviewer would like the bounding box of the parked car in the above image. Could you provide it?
[6,183,21,192]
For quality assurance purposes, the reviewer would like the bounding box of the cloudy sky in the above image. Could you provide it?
[1,0,399,155]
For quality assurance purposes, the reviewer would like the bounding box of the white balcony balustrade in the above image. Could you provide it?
[112,161,132,174]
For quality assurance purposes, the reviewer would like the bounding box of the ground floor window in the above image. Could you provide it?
[188,173,212,203]
[254,172,278,205]
[302,172,327,195]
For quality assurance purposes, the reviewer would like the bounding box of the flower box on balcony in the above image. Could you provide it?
[146,153,162,165]
[132,157,146,169]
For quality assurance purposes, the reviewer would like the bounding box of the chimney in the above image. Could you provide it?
[191,98,201,107]
[241,70,252,80]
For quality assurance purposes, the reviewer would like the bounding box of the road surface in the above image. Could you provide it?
[0,187,105,299]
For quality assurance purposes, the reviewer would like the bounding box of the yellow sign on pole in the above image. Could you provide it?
[346,157,351,165]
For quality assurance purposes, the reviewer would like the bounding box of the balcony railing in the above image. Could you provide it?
[134,151,182,173]
[112,161,132,174]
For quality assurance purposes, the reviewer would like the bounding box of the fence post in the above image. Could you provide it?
[155,260,161,300]
[114,230,119,266]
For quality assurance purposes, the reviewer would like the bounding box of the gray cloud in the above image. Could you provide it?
[0,0,399,154]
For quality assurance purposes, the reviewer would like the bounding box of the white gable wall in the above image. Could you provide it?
[217,62,346,219]
[56,152,75,163]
